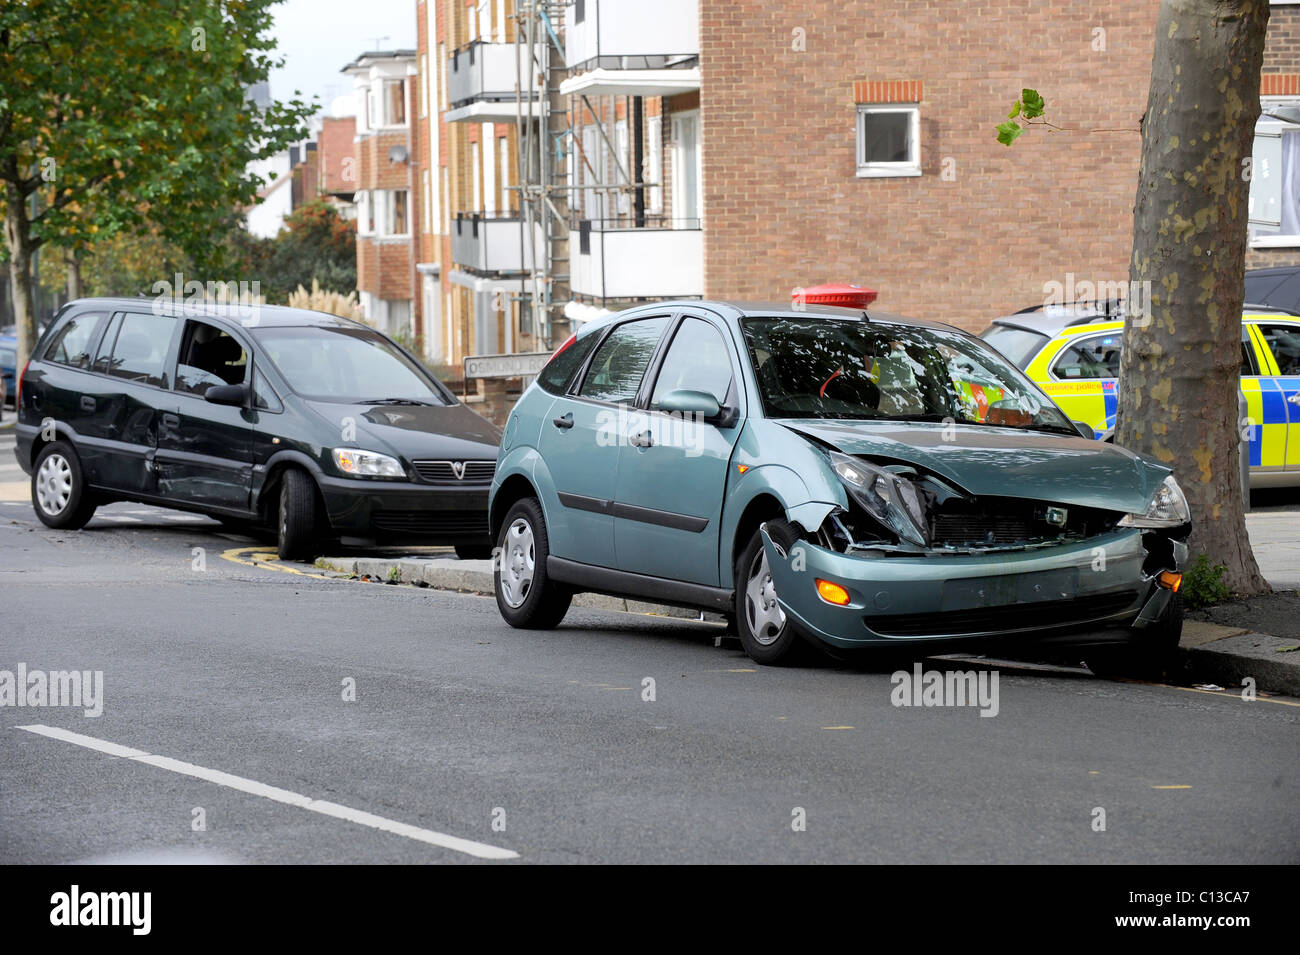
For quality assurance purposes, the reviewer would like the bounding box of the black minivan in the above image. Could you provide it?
[14,298,501,559]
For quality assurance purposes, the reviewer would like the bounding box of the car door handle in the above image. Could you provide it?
[552,412,574,430]
[162,413,180,429]
[629,430,653,448]
[80,396,95,411]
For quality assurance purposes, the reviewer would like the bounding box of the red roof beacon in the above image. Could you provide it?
[792,283,878,309]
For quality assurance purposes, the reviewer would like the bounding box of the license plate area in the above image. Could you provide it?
[941,567,1079,611]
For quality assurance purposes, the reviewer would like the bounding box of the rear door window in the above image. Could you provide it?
[107,312,176,387]
[1051,334,1122,379]
[42,312,107,369]
[577,317,670,403]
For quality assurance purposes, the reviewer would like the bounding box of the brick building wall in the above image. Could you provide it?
[700,0,1163,331]
[358,238,416,300]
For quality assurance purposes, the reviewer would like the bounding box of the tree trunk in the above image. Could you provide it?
[2,180,37,374]
[65,249,83,301]
[1117,0,1271,595]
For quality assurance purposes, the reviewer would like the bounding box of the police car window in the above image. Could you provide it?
[1256,323,1300,376]
[1051,334,1121,379]
[1241,328,1258,376]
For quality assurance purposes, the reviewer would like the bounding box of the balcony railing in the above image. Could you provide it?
[565,0,699,72]
[448,40,539,118]
[451,212,542,274]
[569,218,703,301]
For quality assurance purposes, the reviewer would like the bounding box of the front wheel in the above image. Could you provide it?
[32,441,98,530]
[735,528,808,665]
[277,469,321,560]
[494,497,571,629]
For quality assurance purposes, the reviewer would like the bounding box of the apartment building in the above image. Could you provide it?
[378,0,1300,379]
[344,49,419,338]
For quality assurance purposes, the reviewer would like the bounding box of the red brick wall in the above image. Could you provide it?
[358,130,413,191]
[357,236,414,299]
[318,117,357,195]
[1263,4,1300,72]
[700,0,1163,331]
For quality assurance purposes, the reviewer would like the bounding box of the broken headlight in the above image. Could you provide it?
[828,451,928,546]
[1118,474,1191,528]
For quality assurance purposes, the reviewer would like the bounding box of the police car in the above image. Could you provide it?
[981,303,1300,487]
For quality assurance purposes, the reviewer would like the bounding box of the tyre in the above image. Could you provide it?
[277,469,321,560]
[1087,594,1184,681]
[494,497,571,629]
[454,543,494,561]
[31,440,98,530]
[735,527,809,665]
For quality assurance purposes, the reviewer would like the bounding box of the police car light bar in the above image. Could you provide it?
[794,283,878,309]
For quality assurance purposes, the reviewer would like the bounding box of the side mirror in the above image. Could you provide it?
[1072,420,1097,440]
[653,388,722,419]
[205,382,249,407]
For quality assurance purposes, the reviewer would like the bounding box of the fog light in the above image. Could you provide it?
[1157,571,1182,592]
[816,579,851,606]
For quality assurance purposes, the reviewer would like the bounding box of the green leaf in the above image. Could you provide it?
[995,120,1023,146]
[1021,88,1045,119]
[1008,101,1022,119]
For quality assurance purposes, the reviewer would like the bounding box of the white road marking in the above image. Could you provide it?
[17,724,519,861]
[96,516,142,523]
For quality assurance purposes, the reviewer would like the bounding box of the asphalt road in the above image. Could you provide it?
[0,431,1297,863]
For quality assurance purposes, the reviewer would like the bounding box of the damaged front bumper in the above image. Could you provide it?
[760,523,1186,651]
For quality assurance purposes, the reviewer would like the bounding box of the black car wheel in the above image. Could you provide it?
[32,440,98,530]
[494,497,571,628]
[1087,594,1185,681]
[277,469,320,561]
[735,528,809,665]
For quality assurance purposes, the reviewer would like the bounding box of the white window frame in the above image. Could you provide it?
[423,169,433,234]
[441,166,450,232]
[1251,97,1300,247]
[647,115,663,213]
[420,54,428,118]
[616,119,630,214]
[386,189,410,237]
[856,104,921,179]
[670,110,702,225]
[499,136,510,213]
[482,123,496,214]
[472,140,482,212]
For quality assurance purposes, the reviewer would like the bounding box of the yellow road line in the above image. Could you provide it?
[1152,785,1192,790]
[219,547,333,580]
[822,725,855,731]
[1171,685,1300,708]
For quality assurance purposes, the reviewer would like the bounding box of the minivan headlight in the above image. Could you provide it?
[828,451,928,545]
[1118,475,1190,528]
[333,448,405,478]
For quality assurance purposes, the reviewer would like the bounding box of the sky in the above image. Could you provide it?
[268,0,417,115]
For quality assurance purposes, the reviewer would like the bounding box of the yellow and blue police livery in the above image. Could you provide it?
[980,303,1300,487]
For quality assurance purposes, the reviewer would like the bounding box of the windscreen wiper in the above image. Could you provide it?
[358,397,440,406]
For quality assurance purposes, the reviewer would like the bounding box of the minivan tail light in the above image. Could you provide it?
[16,359,29,409]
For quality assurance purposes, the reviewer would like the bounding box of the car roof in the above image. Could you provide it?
[58,297,371,331]
[601,299,966,334]
[988,304,1300,337]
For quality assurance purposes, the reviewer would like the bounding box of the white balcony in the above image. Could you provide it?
[446,41,542,123]
[451,214,543,274]
[569,220,703,301]
[560,0,700,98]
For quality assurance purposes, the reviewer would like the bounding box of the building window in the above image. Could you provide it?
[616,119,630,214]
[1250,100,1300,246]
[386,79,407,126]
[671,110,701,226]
[388,189,409,235]
[856,105,921,178]
[499,136,510,213]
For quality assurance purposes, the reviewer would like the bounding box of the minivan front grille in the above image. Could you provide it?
[412,459,497,485]
[371,510,489,537]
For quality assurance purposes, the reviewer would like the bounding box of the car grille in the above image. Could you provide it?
[371,510,489,537]
[865,591,1141,638]
[932,512,1033,546]
[412,459,497,486]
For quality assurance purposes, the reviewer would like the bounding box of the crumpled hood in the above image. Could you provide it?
[780,419,1169,514]
[306,399,502,461]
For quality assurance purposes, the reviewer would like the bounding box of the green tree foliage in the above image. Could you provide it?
[0,0,314,367]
